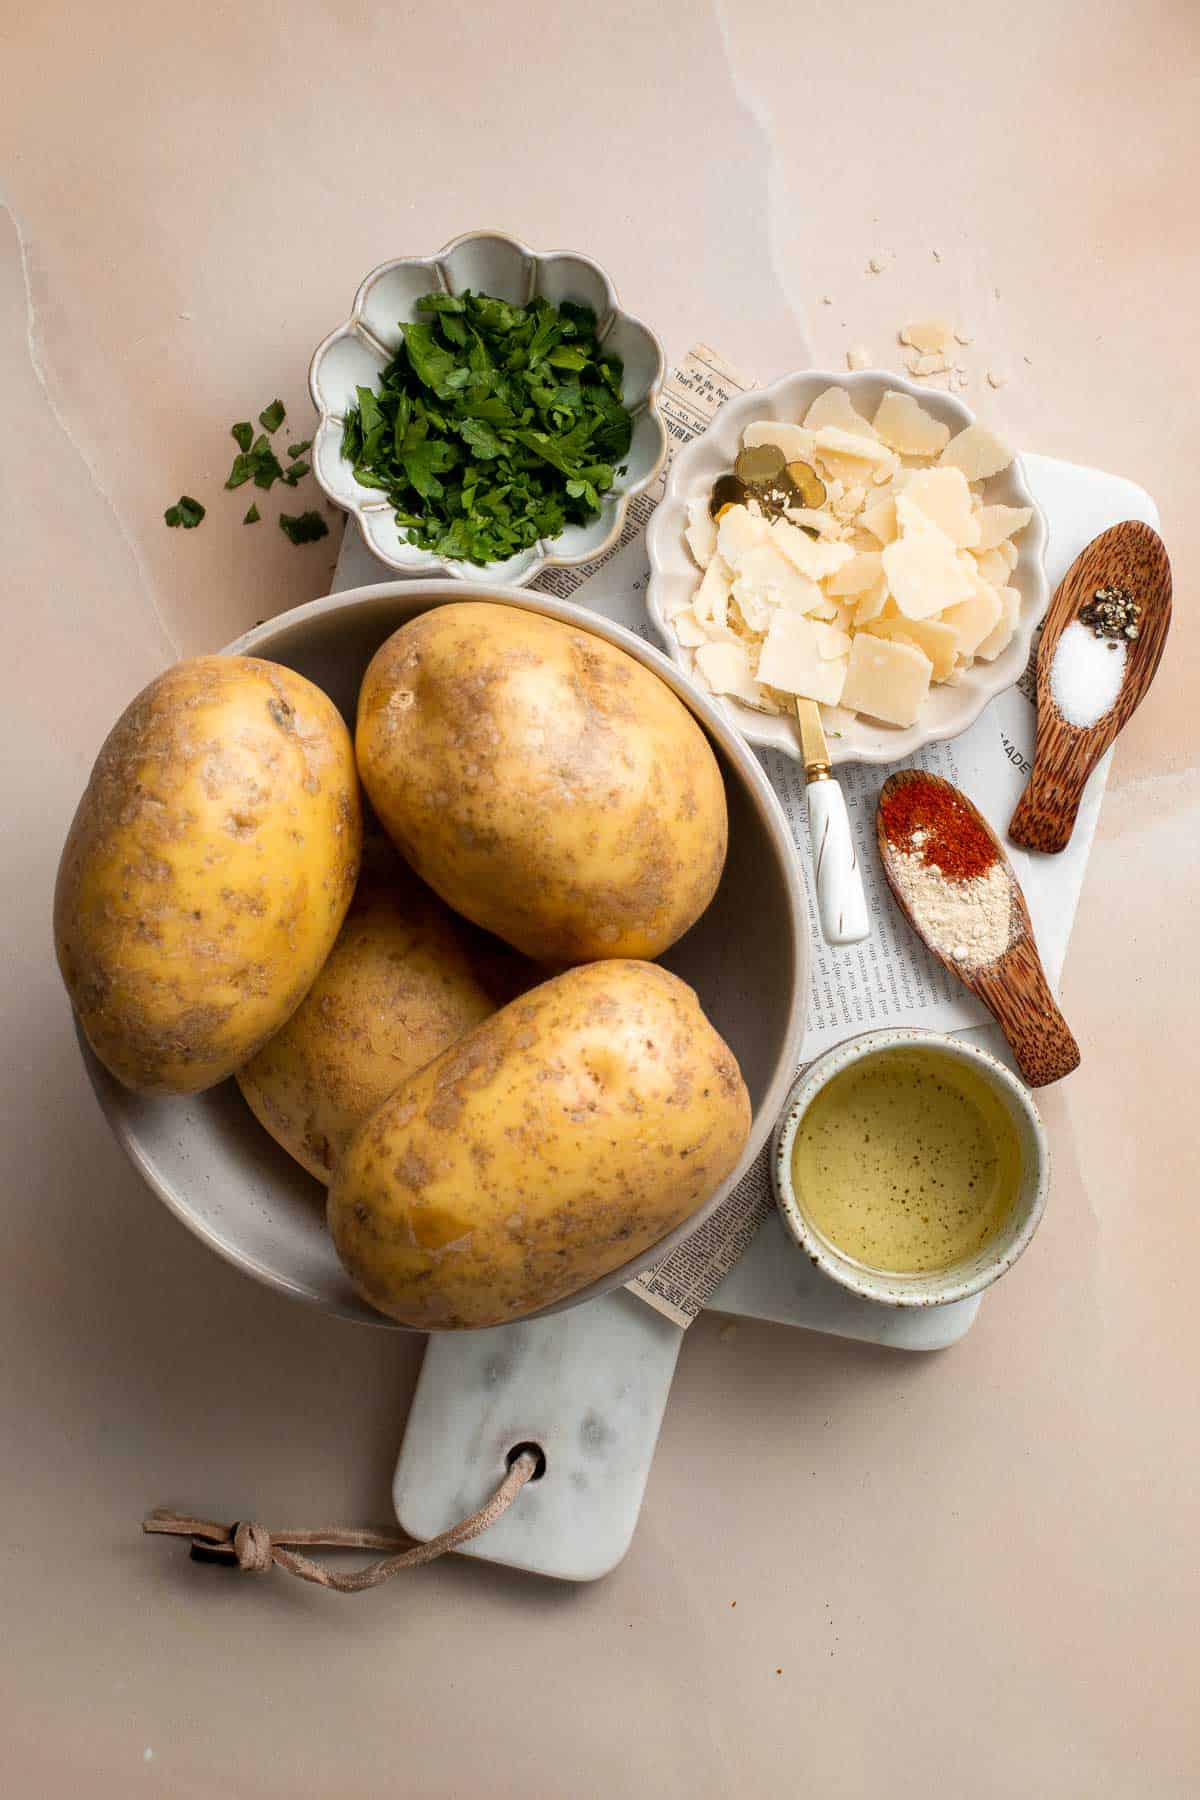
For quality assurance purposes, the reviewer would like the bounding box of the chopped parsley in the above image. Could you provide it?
[172,401,322,541]
[279,510,329,545]
[225,433,285,491]
[339,289,633,565]
[164,495,205,529]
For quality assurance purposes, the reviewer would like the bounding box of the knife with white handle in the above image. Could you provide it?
[795,698,870,945]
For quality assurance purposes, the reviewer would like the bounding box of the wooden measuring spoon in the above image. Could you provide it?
[877,770,1080,1087]
[1009,520,1171,853]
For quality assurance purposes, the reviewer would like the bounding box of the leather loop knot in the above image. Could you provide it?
[142,1449,539,1593]
[232,1520,273,1574]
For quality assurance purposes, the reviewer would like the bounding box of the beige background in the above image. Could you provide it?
[2,2,1198,1794]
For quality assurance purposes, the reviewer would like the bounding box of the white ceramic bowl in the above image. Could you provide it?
[78,582,808,1329]
[645,369,1050,766]
[309,231,667,585]
[771,1028,1049,1307]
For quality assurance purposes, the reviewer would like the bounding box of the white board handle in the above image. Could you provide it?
[806,776,870,945]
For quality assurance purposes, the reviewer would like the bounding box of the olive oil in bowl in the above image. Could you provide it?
[790,1046,1023,1276]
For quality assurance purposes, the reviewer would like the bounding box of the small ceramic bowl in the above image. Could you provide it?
[771,1028,1049,1308]
[309,230,668,585]
[645,368,1050,766]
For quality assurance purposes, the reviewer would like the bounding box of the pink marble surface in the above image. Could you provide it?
[1,2,1197,1794]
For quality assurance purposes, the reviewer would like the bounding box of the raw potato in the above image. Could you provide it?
[327,961,751,1328]
[55,657,362,1095]
[356,603,728,964]
[236,844,532,1183]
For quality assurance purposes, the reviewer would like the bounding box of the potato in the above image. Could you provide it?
[55,656,361,1095]
[236,842,533,1182]
[355,602,728,964]
[328,960,751,1329]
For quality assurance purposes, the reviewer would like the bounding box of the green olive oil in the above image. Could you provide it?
[790,1049,1022,1275]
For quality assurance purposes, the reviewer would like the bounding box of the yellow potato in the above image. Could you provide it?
[237,844,533,1183]
[328,960,751,1329]
[355,602,728,964]
[55,656,361,1095]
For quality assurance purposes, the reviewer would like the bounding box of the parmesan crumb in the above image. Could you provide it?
[846,345,871,371]
[987,370,1006,389]
[906,350,953,377]
[867,256,886,274]
[900,319,954,355]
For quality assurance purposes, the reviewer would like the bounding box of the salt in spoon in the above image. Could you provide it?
[1009,520,1171,854]
[877,770,1080,1088]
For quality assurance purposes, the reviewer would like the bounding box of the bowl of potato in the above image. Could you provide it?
[58,584,807,1329]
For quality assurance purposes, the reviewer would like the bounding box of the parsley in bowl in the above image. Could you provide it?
[310,233,667,583]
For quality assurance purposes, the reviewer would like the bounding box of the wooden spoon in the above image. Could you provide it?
[877,771,1080,1088]
[1009,520,1171,853]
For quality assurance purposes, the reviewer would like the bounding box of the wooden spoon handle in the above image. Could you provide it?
[971,934,1080,1087]
[1009,756,1088,854]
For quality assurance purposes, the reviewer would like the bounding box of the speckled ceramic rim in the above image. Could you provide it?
[308,229,668,585]
[771,1027,1050,1309]
[645,367,1051,766]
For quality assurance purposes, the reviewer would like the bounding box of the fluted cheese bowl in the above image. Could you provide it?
[645,368,1049,766]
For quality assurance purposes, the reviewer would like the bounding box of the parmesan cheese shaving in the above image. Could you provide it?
[938,422,1013,481]
[872,391,951,456]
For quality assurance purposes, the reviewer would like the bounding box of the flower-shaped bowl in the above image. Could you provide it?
[309,231,667,585]
[645,368,1050,765]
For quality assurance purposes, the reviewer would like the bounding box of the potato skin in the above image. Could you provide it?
[236,845,533,1183]
[55,656,362,1095]
[327,960,751,1329]
[355,603,728,964]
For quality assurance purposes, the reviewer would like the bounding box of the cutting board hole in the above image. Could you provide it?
[507,1442,547,1481]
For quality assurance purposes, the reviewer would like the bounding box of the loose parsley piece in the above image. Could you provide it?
[231,421,254,453]
[243,503,261,524]
[279,510,329,545]
[251,436,284,488]
[164,495,205,529]
[339,289,633,565]
[259,398,286,433]
[281,457,311,487]
[286,439,312,458]
[227,434,285,490]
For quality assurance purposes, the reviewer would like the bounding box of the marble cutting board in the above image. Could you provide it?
[327,455,1159,1582]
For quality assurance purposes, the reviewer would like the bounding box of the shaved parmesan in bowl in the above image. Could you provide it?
[646,368,1048,763]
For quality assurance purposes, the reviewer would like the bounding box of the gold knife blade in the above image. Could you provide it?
[794,696,832,782]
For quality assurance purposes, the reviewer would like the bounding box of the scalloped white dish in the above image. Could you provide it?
[309,231,667,585]
[645,369,1050,766]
